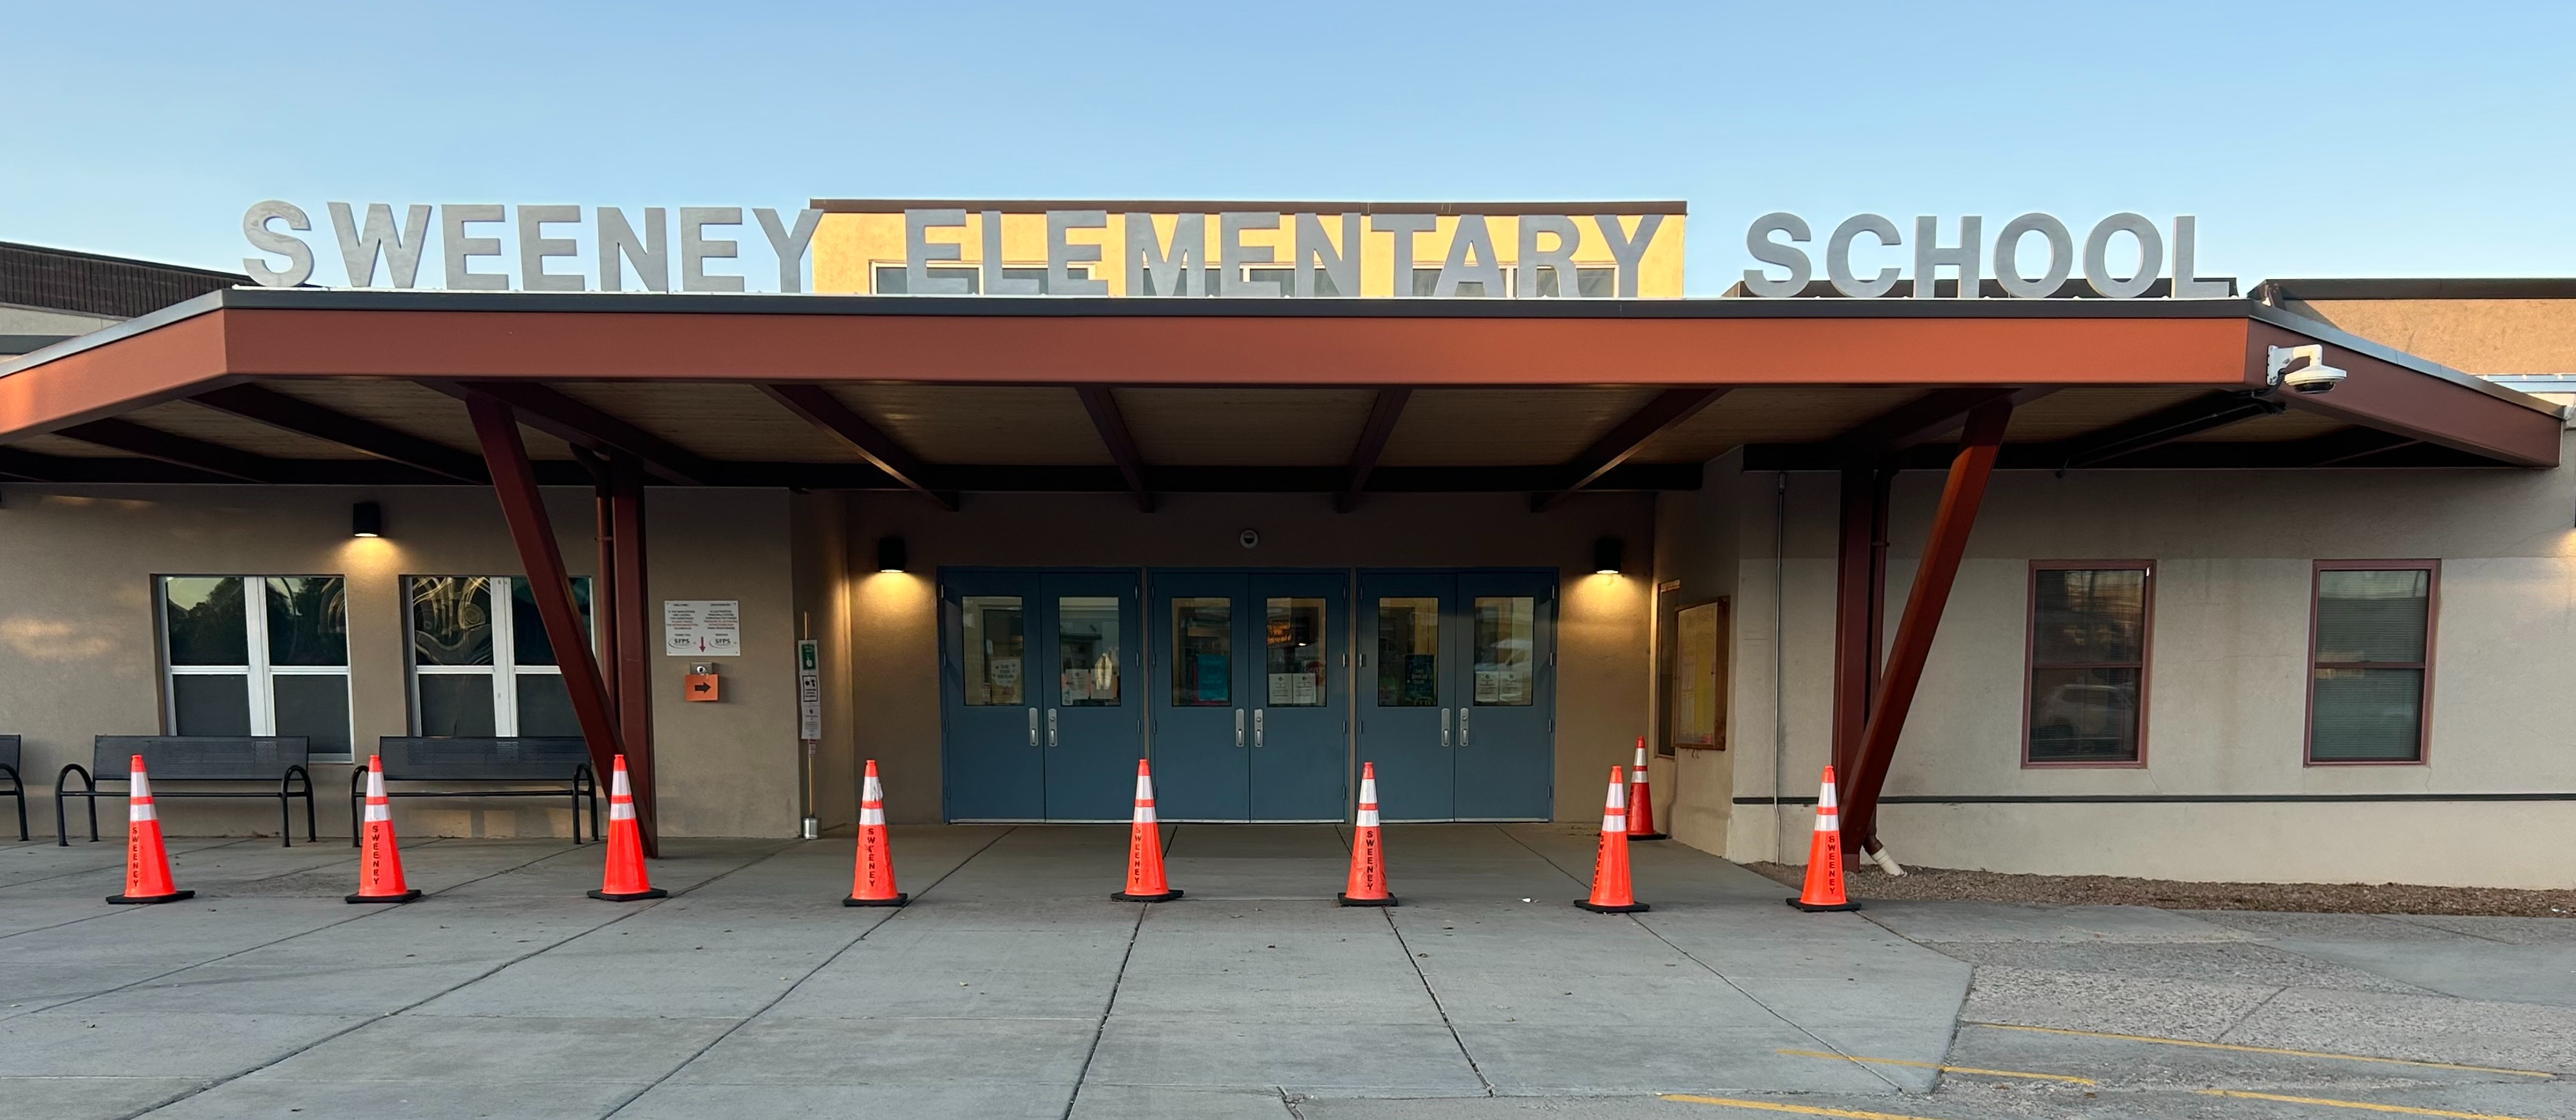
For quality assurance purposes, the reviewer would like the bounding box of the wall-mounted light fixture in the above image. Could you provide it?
[877,535,908,574]
[1592,536,1624,576]
[351,501,384,538]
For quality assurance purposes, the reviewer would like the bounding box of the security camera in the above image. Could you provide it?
[2267,344,2347,395]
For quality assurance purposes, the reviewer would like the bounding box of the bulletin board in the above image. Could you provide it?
[1668,600,1727,751]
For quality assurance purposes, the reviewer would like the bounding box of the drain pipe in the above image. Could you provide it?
[1771,472,1788,862]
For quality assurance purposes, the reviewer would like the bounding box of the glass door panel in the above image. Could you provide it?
[942,575,1045,820]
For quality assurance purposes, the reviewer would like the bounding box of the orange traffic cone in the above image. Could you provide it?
[588,754,666,902]
[1787,765,1860,913]
[1627,737,1667,841]
[1338,762,1395,907]
[1110,760,1181,902]
[348,754,421,904]
[1576,766,1648,913]
[108,755,191,905]
[844,760,906,907]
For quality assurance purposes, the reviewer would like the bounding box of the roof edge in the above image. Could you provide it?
[2250,301,2570,420]
[2258,278,2576,302]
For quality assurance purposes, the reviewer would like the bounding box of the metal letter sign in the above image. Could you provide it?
[1742,213,2224,299]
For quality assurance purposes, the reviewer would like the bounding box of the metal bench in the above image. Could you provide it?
[353,738,599,846]
[0,736,25,841]
[59,736,315,847]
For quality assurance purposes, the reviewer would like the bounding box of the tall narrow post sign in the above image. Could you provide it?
[796,639,822,742]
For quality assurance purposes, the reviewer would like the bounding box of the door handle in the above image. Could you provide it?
[1235,708,1247,748]
[1027,707,1039,748]
[1253,709,1265,748]
[1459,707,1470,749]
[1440,708,1451,748]
[1047,708,1059,749]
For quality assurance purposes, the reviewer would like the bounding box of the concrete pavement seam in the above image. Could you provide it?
[1491,825,1911,1094]
[1380,898,1497,1096]
[1061,823,1170,1120]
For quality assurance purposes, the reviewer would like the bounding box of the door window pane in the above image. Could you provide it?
[165,577,248,665]
[2311,566,2433,763]
[272,674,352,755]
[1170,597,1232,707]
[1265,597,1327,707]
[2027,567,2149,763]
[511,577,594,666]
[171,674,252,736]
[1058,596,1123,707]
[961,596,1025,706]
[417,674,497,737]
[265,577,349,667]
[1376,597,1440,707]
[411,577,495,666]
[1471,597,1535,706]
[514,674,581,737]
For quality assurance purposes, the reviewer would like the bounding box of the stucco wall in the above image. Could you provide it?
[1674,437,2576,887]
[0,483,802,840]
[846,490,1656,824]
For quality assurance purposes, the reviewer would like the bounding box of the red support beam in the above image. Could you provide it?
[1335,388,1411,513]
[1836,398,2014,855]
[466,391,644,851]
[1829,463,1882,778]
[1075,386,1155,513]
[607,453,658,851]
[1531,388,1729,511]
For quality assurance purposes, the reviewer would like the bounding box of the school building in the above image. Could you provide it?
[1,203,2570,887]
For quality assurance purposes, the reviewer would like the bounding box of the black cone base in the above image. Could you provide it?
[1787,897,1862,912]
[1574,899,1650,913]
[588,887,669,901]
[107,889,194,905]
[1337,893,1398,907]
[1628,832,1668,841]
[1112,888,1183,902]
[844,893,909,907]
[346,889,422,904]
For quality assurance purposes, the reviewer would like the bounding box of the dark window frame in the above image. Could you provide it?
[2021,561,2154,769]
[2305,559,2438,767]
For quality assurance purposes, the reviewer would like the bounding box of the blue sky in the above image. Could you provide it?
[5,1,2568,293]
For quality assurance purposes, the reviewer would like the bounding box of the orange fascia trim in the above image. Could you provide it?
[2252,322,2562,467]
[216,309,2252,387]
[0,313,235,438]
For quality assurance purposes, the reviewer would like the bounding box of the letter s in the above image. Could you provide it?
[1741,213,1812,298]
[242,201,314,287]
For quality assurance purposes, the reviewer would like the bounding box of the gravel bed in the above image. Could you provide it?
[1744,862,2576,918]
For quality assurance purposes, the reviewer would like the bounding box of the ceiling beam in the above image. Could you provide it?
[1336,388,1411,513]
[51,419,280,482]
[1823,388,2043,461]
[756,382,958,511]
[1531,388,1729,511]
[190,384,486,482]
[421,380,722,486]
[1075,386,1154,513]
[2041,391,2285,470]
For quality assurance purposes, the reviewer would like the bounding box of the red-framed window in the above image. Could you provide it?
[2307,561,2437,765]
[2023,562,2152,767]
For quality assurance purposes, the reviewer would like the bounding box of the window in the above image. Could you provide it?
[2024,564,2150,765]
[407,576,592,737]
[2309,562,2436,764]
[158,576,352,759]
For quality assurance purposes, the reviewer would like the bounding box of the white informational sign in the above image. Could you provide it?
[663,599,742,657]
[796,639,822,741]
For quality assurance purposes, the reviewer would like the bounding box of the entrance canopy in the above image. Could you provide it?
[0,287,2559,504]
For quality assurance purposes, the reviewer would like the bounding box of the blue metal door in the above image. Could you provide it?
[940,571,1044,820]
[1245,572,1349,821]
[1356,572,1458,821]
[1037,572,1143,821]
[1453,571,1555,820]
[1356,570,1555,822]
[942,570,1141,822]
[1148,572,1249,820]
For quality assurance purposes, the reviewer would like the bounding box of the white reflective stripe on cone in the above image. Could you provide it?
[1815,810,1839,833]
[859,806,886,826]
[129,801,156,823]
[612,767,633,798]
[1606,782,1627,811]
[1602,810,1626,833]
[862,775,884,803]
[1135,805,1158,824]
[1133,773,1154,800]
[365,801,390,823]
[1356,807,1380,827]
[610,798,636,822]
[367,769,388,800]
[1817,782,1838,810]
[130,769,152,800]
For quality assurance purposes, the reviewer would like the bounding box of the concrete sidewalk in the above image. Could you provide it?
[0,825,2568,1119]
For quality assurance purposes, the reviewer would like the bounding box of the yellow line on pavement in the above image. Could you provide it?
[2199,1088,2542,1119]
[1774,1048,2095,1085]
[1660,1097,1943,1119]
[1966,1022,2556,1078]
